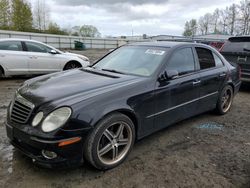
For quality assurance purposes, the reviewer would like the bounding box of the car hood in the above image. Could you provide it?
[63,52,89,61]
[18,68,143,106]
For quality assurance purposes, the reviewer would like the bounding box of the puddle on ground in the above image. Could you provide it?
[0,143,14,175]
[196,122,224,130]
[0,125,14,178]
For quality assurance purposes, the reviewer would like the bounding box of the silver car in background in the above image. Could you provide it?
[0,39,90,77]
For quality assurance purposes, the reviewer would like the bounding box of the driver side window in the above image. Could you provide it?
[167,48,195,76]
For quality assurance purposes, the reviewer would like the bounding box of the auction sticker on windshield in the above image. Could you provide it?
[145,49,165,55]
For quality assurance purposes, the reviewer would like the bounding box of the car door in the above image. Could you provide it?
[194,47,227,111]
[24,41,62,74]
[0,40,28,75]
[152,47,201,131]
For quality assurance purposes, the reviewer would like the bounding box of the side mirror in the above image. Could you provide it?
[49,49,57,54]
[167,70,179,79]
[158,70,179,82]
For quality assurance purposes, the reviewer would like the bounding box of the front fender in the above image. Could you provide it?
[91,104,138,127]
[63,100,138,132]
[0,63,8,75]
[64,56,90,68]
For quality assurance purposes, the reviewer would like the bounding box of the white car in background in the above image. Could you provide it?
[0,38,90,77]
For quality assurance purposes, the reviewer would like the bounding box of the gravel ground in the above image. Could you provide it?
[1,49,250,188]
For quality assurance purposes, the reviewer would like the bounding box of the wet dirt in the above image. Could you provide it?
[1,50,250,188]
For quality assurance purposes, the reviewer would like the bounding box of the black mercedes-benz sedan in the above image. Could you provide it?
[5,42,241,170]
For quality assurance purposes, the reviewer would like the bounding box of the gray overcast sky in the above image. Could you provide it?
[30,0,241,36]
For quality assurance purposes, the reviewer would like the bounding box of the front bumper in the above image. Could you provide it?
[5,123,85,168]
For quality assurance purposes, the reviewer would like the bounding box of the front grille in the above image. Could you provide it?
[10,93,34,124]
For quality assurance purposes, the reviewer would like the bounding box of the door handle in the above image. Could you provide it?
[193,80,201,85]
[29,56,38,59]
[219,73,226,77]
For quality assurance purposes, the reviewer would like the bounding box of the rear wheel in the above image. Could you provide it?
[64,61,82,70]
[216,85,234,115]
[84,113,135,170]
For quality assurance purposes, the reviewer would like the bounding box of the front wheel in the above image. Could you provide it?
[0,68,3,78]
[84,113,135,170]
[64,62,82,70]
[216,85,234,115]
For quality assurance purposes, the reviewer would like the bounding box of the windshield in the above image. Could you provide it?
[93,46,168,76]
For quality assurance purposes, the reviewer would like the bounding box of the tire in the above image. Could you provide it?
[84,113,135,170]
[0,68,3,78]
[64,61,82,70]
[216,85,234,115]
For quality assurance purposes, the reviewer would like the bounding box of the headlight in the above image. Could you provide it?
[41,107,72,132]
[32,112,44,127]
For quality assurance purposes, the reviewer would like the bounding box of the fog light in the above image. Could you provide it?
[32,112,44,127]
[41,150,57,159]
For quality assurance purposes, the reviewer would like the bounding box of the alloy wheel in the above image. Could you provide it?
[66,62,81,70]
[221,87,233,113]
[97,122,132,165]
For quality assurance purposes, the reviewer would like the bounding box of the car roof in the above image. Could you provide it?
[0,38,42,43]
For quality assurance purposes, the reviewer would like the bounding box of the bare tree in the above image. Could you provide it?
[182,1,250,36]
[228,4,238,35]
[33,0,50,31]
[219,8,229,34]
[198,13,212,35]
[239,0,250,35]
[213,9,220,33]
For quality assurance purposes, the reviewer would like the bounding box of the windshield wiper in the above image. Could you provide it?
[101,68,126,75]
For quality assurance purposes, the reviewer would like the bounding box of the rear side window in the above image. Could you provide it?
[0,41,22,51]
[213,53,224,67]
[222,37,250,52]
[196,47,215,70]
[167,48,195,75]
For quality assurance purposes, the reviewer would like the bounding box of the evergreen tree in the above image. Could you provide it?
[12,0,33,32]
[47,22,67,35]
[0,0,11,30]
[183,19,197,36]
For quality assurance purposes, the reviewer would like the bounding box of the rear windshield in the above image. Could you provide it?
[222,37,250,52]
